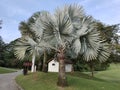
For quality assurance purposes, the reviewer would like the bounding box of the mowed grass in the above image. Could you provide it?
[0,67,16,74]
[95,63,120,83]
[16,63,120,90]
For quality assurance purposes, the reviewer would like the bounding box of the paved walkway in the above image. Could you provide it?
[0,70,22,90]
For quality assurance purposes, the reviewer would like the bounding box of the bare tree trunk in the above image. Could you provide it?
[91,65,94,77]
[71,64,74,73]
[42,50,48,72]
[31,53,35,72]
[57,47,68,87]
[89,61,94,77]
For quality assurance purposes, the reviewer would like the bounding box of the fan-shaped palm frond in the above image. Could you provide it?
[31,11,58,46]
[19,21,30,35]
[54,4,85,44]
[54,8,74,44]
[19,21,36,39]
[70,16,105,61]
[19,12,46,42]
[80,29,101,60]
[55,7,73,35]
[71,39,81,55]
[31,4,85,48]
[31,11,51,39]
[64,4,85,21]
[28,12,41,24]
[74,16,95,37]
[14,36,46,72]
[97,42,111,62]
[14,36,44,60]
[14,45,29,60]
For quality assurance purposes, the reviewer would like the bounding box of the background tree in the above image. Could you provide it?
[0,36,6,66]
[0,39,23,68]
[96,22,119,44]
[96,22,120,63]
[0,21,5,66]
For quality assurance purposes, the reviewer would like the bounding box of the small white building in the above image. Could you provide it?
[48,59,73,72]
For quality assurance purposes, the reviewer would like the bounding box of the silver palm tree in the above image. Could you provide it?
[31,4,86,86]
[15,4,110,87]
[14,36,44,72]
[31,4,109,87]
[15,11,53,72]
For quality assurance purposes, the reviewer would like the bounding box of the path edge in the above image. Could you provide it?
[14,79,24,90]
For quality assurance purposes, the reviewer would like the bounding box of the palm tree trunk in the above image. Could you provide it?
[57,47,68,87]
[31,52,35,72]
[90,64,94,77]
[89,61,94,77]
[42,50,47,72]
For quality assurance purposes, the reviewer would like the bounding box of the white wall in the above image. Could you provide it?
[65,64,72,72]
[48,60,59,72]
[48,60,72,72]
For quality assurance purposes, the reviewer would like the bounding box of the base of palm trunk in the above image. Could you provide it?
[57,47,68,87]
[57,77,68,87]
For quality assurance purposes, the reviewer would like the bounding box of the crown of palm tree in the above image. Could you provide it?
[15,4,110,62]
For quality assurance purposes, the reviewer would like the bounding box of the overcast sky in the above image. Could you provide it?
[0,0,120,43]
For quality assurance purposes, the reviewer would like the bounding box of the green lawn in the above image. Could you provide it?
[16,63,120,90]
[0,67,16,74]
[95,63,120,83]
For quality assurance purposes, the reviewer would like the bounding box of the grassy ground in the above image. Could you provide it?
[0,67,16,74]
[16,63,120,90]
[95,63,120,83]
